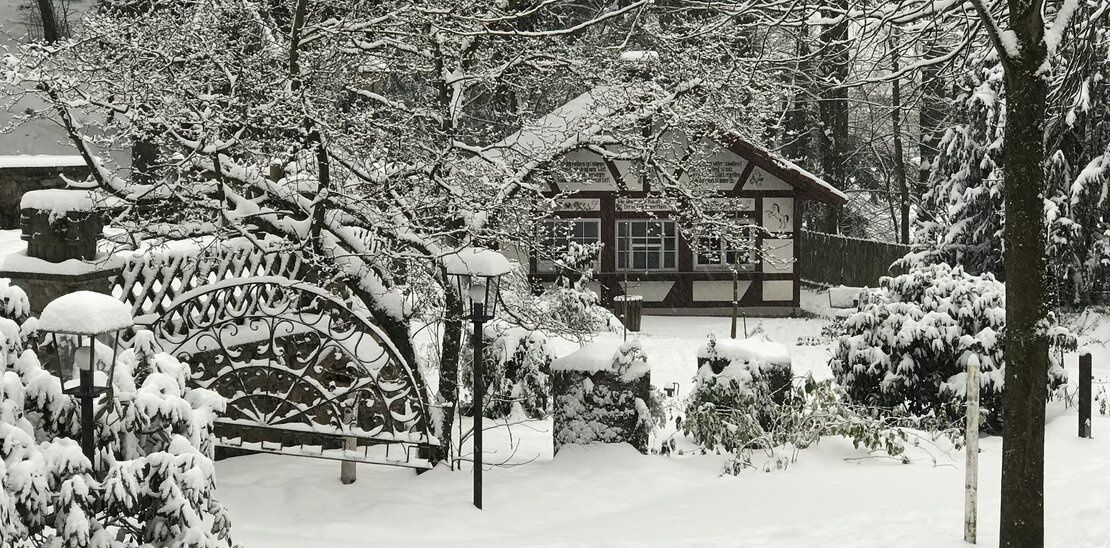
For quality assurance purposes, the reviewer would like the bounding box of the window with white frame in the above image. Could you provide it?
[539,219,601,272]
[617,219,677,271]
[695,222,757,271]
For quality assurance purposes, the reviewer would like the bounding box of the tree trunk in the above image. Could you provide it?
[999,7,1049,544]
[918,28,949,198]
[816,0,850,234]
[783,25,813,163]
[36,0,61,43]
[889,30,910,244]
[439,283,465,467]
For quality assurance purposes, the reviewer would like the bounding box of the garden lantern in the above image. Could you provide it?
[38,291,135,460]
[444,247,511,510]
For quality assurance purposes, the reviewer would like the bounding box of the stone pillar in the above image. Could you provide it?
[0,189,122,315]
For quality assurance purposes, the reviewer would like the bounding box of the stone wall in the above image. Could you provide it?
[0,165,90,229]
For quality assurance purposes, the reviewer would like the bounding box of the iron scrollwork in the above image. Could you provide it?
[140,276,437,467]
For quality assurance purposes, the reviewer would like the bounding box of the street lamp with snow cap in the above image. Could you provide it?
[38,290,135,460]
[444,247,511,510]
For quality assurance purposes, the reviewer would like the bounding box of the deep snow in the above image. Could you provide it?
[214,306,1110,547]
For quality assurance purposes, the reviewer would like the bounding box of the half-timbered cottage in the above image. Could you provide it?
[489,87,847,316]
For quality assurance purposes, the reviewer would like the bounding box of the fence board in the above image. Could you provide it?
[799,229,911,288]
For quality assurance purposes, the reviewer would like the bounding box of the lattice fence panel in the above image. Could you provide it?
[112,240,307,325]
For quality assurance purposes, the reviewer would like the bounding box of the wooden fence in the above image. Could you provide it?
[799,229,911,288]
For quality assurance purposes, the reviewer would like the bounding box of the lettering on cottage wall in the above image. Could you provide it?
[564,158,610,185]
[705,198,755,212]
[692,158,748,189]
[554,198,601,211]
[616,197,670,212]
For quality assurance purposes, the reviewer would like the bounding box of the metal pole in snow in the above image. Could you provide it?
[1080,352,1092,439]
[472,303,485,510]
[964,354,980,544]
[79,334,96,462]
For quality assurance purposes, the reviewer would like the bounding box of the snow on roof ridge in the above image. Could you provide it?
[767,152,848,202]
[0,155,88,169]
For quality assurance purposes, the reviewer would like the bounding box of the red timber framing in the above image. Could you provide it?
[526,134,847,316]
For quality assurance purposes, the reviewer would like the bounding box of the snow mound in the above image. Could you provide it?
[828,286,866,309]
[443,247,512,277]
[39,291,134,334]
[0,155,87,169]
[697,336,790,366]
[20,188,126,218]
[552,339,650,380]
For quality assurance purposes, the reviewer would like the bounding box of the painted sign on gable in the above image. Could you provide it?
[555,148,642,192]
[743,167,793,191]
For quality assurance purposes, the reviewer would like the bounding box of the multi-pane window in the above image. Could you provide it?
[539,219,601,272]
[617,220,677,271]
[695,222,757,271]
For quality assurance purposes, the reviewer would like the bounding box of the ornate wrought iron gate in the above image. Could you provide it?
[113,243,438,468]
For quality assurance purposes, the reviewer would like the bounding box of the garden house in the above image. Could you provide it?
[492,88,848,316]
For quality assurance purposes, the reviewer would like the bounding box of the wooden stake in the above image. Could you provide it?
[964,354,980,544]
[340,405,357,485]
[731,270,739,339]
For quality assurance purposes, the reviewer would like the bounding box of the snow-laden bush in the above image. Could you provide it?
[463,323,554,420]
[0,323,233,547]
[830,263,1075,431]
[497,242,620,345]
[685,334,794,452]
[552,340,654,454]
[684,371,909,474]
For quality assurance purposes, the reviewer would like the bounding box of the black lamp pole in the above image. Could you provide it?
[471,302,485,510]
[78,336,95,460]
[79,376,95,459]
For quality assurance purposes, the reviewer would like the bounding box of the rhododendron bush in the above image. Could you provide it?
[830,264,1075,431]
[0,285,232,547]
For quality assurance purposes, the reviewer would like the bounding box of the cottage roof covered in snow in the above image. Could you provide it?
[479,87,847,206]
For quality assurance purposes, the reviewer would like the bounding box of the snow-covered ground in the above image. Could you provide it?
[214,299,1110,547]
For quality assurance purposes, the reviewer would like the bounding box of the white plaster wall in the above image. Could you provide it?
[762,280,794,302]
[762,239,794,274]
[693,280,752,302]
[620,280,674,302]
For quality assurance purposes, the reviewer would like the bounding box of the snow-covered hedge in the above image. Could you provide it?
[829,263,1075,431]
[696,334,792,405]
[1,316,233,546]
[552,340,653,454]
[685,334,794,451]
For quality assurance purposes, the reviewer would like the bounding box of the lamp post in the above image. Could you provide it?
[445,248,510,510]
[38,291,135,461]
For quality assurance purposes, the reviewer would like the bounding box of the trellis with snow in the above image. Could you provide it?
[0,191,441,470]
